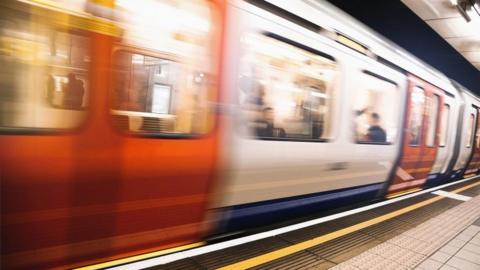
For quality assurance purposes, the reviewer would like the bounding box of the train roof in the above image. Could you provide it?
[256,0,476,98]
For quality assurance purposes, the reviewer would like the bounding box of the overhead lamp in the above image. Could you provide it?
[473,0,480,14]
[456,0,472,22]
[454,0,480,22]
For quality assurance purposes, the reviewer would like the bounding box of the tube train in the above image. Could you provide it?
[0,0,479,268]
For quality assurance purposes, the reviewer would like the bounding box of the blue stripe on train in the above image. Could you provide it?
[215,182,384,233]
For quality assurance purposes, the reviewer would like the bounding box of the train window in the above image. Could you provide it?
[439,104,450,147]
[0,14,89,130]
[111,0,216,136]
[111,51,213,135]
[353,71,399,144]
[426,95,440,147]
[238,33,337,141]
[409,87,425,146]
[466,113,475,148]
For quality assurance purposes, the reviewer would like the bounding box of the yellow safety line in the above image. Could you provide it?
[218,180,480,270]
[75,242,205,270]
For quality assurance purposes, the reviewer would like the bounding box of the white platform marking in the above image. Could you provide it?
[432,190,472,201]
[108,176,479,270]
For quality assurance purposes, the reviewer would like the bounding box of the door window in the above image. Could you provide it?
[111,52,213,135]
[426,95,440,147]
[0,11,90,130]
[439,104,450,147]
[409,87,425,146]
[111,0,217,135]
[466,113,475,148]
[476,116,480,149]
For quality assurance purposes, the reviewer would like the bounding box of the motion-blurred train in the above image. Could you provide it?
[1,0,479,268]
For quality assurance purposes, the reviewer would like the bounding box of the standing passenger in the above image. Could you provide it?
[367,113,387,143]
[64,73,85,109]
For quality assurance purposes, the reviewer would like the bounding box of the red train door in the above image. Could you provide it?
[463,109,480,177]
[387,75,443,196]
[0,0,225,269]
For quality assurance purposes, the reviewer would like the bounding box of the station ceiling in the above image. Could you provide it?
[402,0,480,71]
[327,0,480,94]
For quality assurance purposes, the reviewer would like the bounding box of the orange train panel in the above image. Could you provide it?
[0,0,226,269]
[388,75,444,195]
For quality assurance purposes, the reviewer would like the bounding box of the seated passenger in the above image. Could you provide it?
[255,107,286,138]
[367,113,387,143]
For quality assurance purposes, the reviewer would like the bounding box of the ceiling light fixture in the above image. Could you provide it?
[456,0,472,21]
[454,0,480,22]
[473,0,480,14]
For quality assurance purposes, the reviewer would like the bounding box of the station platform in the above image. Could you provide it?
[106,177,480,270]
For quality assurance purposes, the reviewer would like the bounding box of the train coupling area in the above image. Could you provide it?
[79,176,480,270]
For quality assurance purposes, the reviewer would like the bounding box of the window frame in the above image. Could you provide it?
[109,46,217,139]
[241,32,338,143]
[438,103,450,148]
[353,70,399,146]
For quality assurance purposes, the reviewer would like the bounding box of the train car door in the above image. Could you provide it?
[427,92,456,187]
[387,75,443,196]
[0,2,100,269]
[1,0,225,269]
[462,108,480,177]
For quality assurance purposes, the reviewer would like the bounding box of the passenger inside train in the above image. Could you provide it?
[239,33,336,141]
[353,72,399,144]
[63,73,85,109]
[255,107,286,138]
[367,112,387,143]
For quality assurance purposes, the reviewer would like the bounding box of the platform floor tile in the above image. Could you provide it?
[331,194,480,270]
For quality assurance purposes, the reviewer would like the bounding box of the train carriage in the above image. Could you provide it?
[454,88,480,178]
[0,0,479,269]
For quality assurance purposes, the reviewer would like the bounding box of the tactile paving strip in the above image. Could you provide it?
[331,194,480,270]
[249,250,334,270]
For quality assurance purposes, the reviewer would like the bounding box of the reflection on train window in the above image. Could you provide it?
[0,14,89,130]
[111,0,215,136]
[409,87,425,146]
[426,95,440,147]
[439,104,450,147]
[111,52,213,135]
[238,33,337,141]
[353,72,398,144]
[466,113,475,148]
